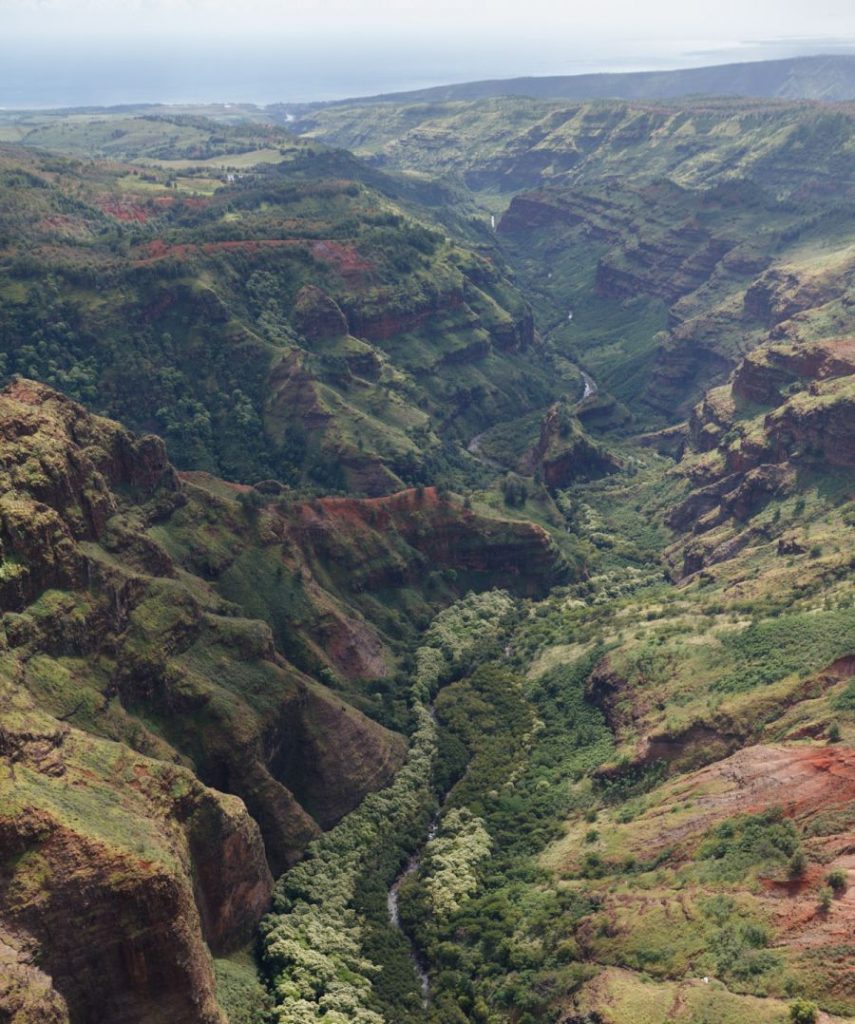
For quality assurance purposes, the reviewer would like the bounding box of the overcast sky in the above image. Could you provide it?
[5,0,855,42]
[3,0,855,106]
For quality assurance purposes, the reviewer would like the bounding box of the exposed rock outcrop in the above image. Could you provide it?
[661,335,855,577]
[291,284,349,341]
[733,337,855,405]
[765,376,855,468]
[523,403,621,489]
[290,486,569,599]
[0,689,272,1024]
[0,930,70,1024]
[0,380,570,1023]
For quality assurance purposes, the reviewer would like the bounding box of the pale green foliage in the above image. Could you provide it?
[789,999,819,1024]
[422,808,491,920]
[412,590,515,702]
[262,591,514,1023]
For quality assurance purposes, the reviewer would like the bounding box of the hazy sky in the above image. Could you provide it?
[3,0,855,106]
[5,0,855,42]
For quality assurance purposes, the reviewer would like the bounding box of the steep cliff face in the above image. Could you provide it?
[497,175,855,425]
[0,380,568,1023]
[285,99,855,440]
[0,379,407,871]
[168,475,568,684]
[0,679,271,1024]
[0,929,71,1024]
[290,284,349,342]
[0,377,176,606]
[0,144,556,494]
[288,487,568,598]
[522,402,621,490]
[301,96,855,201]
[260,265,540,496]
[500,183,740,308]
[665,337,855,576]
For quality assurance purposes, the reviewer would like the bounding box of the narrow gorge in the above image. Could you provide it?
[3,65,855,1024]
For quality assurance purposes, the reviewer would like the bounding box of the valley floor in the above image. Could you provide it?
[261,424,855,1023]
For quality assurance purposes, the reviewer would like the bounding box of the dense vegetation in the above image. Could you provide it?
[260,592,517,1023]
[0,135,582,496]
[4,91,855,1024]
[301,96,855,424]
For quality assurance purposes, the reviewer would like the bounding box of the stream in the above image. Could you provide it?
[466,367,598,470]
[581,370,598,400]
[414,367,598,1001]
[387,818,438,1004]
[466,430,505,471]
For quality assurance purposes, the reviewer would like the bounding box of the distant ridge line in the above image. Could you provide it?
[278,53,855,112]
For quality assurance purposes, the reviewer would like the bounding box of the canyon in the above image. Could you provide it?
[2,70,855,1024]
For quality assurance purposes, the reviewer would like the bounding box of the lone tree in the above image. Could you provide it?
[789,999,819,1024]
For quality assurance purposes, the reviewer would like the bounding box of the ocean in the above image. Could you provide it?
[2,34,854,110]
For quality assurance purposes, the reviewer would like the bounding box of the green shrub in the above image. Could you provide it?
[789,999,819,1024]
[788,850,807,878]
[501,474,529,508]
[716,608,855,693]
[697,808,801,881]
[827,868,848,892]
[833,678,855,712]
[710,919,779,982]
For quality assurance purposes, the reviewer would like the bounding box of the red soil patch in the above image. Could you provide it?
[665,745,855,837]
[311,240,375,282]
[139,239,183,261]
[96,196,153,223]
[610,744,855,870]
[134,238,307,266]
[821,338,855,359]
[319,486,442,514]
[307,488,457,530]
[816,337,855,375]
[591,743,855,993]
[37,215,85,235]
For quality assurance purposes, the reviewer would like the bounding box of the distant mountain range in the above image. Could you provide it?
[287,54,855,110]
